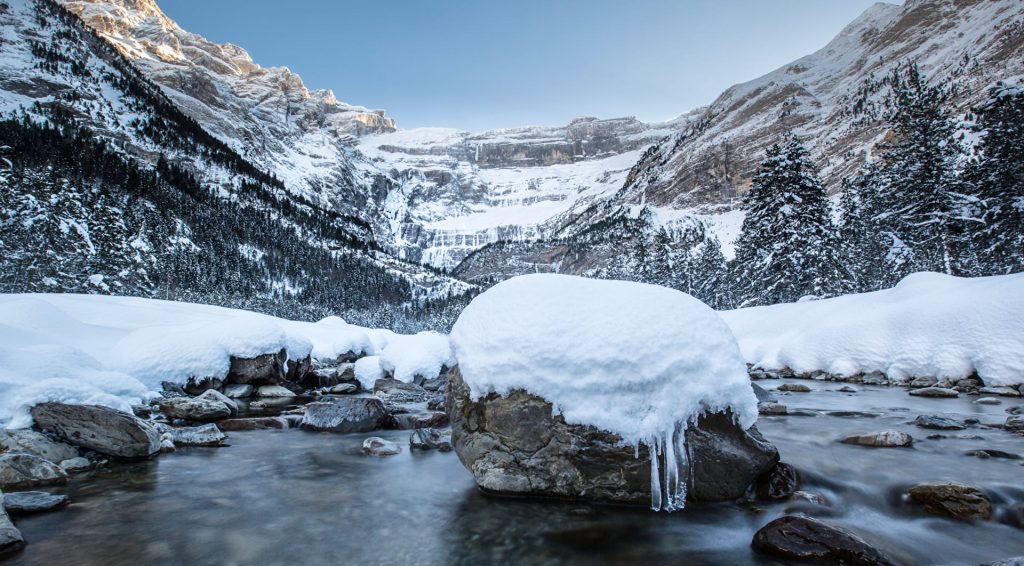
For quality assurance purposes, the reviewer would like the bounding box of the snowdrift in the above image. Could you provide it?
[0,294,453,428]
[722,272,1024,386]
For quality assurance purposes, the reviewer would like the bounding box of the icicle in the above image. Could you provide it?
[646,424,692,512]
[649,437,662,512]
[663,431,679,511]
[677,427,690,508]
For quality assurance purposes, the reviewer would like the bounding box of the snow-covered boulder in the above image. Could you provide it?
[447,274,771,511]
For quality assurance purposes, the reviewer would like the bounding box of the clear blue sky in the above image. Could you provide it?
[158,0,892,131]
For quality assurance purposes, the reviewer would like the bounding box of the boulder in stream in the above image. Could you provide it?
[31,403,161,459]
[914,415,966,430]
[840,431,913,448]
[362,437,401,456]
[0,453,67,490]
[0,430,78,463]
[908,387,959,398]
[158,397,232,422]
[299,397,387,433]
[0,496,25,558]
[751,515,895,565]
[2,491,69,515]
[906,482,992,521]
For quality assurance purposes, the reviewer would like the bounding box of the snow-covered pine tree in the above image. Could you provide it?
[966,82,1024,274]
[839,163,894,291]
[730,135,848,306]
[874,64,971,277]
[648,227,675,288]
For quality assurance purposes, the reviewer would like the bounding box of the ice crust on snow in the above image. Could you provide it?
[722,272,1024,386]
[0,294,450,427]
[449,274,757,511]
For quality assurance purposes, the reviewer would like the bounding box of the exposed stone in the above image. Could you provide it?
[299,397,388,433]
[778,383,811,393]
[906,482,992,521]
[908,387,959,398]
[838,385,858,393]
[226,349,287,385]
[0,498,25,558]
[223,384,254,399]
[426,395,446,411]
[31,403,161,459]
[0,430,78,463]
[1007,406,1024,416]
[256,385,295,398]
[374,378,429,403]
[362,437,401,456]
[159,433,176,453]
[410,428,452,451]
[751,515,894,565]
[980,386,1021,397]
[160,381,186,396]
[1004,416,1024,432]
[751,383,776,403]
[976,397,1003,405]
[217,417,288,431]
[0,453,67,490]
[196,389,238,415]
[861,371,887,385]
[914,415,966,430]
[446,367,777,504]
[758,402,788,416]
[840,431,913,448]
[755,462,800,500]
[909,376,938,388]
[325,383,358,395]
[157,424,227,447]
[286,354,314,384]
[2,491,69,515]
[58,457,92,473]
[158,397,231,422]
[182,376,223,396]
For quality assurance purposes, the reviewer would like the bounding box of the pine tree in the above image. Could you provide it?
[839,163,893,291]
[649,227,674,288]
[730,135,848,306]
[966,82,1024,274]
[875,64,970,277]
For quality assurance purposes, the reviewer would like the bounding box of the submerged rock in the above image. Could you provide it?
[914,415,966,430]
[299,398,387,433]
[0,453,67,490]
[906,482,992,521]
[31,403,161,459]
[1005,416,1024,432]
[965,449,1021,460]
[2,491,68,515]
[0,497,25,558]
[908,387,959,398]
[159,397,231,422]
[446,368,777,505]
[840,431,913,448]
[751,515,894,565]
[217,417,288,431]
[362,437,401,456]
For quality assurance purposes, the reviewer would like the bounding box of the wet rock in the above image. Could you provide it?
[976,397,1002,405]
[217,417,288,431]
[223,384,254,399]
[226,349,287,385]
[182,376,223,396]
[906,482,992,521]
[446,367,778,504]
[909,387,959,398]
[0,453,67,490]
[758,402,788,416]
[1007,406,1024,416]
[58,457,92,473]
[828,411,879,418]
[410,428,453,451]
[362,437,401,456]
[980,386,1021,398]
[838,386,858,393]
[749,369,780,380]
[914,415,966,430]
[196,389,238,415]
[792,491,829,506]
[778,383,811,393]
[426,395,446,411]
[159,433,176,453]
[751,383,776,403]
[299,398,388,433]
[325,383,358,395]
[964,449,1020,460]
[751,515,894,565]
[755,462,800,500]
[840,431,913,448]
[374,378,429,403]
[31,403,161,459]
[157,424,227,447]
[910,376,938,388]
[2,491,69,515]
[0,430,78,463]
[999,503,1024,530]
[390,411,450,430]
[1004,416,1024,432]
[256,385,295,398]
[0,498,25,558]
[159,397,231,422]
[286,354,314,384]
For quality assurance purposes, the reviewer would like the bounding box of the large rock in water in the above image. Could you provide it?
[751,515,894,565]
[0,494,25,558]
[299,397,388,433]
[31,403,161,459]
[0,453,67,490]
[446,368,778,504]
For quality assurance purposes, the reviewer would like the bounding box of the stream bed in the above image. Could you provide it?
[7,380,1024,565]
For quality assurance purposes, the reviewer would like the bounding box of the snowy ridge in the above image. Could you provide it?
[722,272,1024,386]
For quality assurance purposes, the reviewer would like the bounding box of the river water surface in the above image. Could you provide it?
[8,381,1024,565]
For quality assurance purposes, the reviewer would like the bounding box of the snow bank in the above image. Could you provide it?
[449,274,757,511]
[722,272,1024,386]
[0,294,433,427]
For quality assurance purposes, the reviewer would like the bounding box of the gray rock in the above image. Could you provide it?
[980,386,1021,397]
[1005,415,1024,432]
[196,389,238,415]
[1007,405,1024,416]
[758,402,788,416]
[325,383,358,395]
[0,453,67,490]
[777,383,811,393]
[299,397,388,433]
[410,428,452,451]
[286,354,313,384]
[217,417,288,431]
[0,429,78,463]
[226,349,287,385]
[446,367,778,505]
[906,482,992,521]
[0,496,25,558]
[909,387,959,398]
[975,397,1002,405]
[2,491,68,515]
[751,515,894,565]
[362,437,401,456]
[182,376,223,396]
[914,415,966,430]
[838,385,858,393]
[390,411,450,430]
[861,371,888,385]
[157,423,227,446]
[223,384,254,399]
[374,378,429,403]
[159,397,231,422]
[335,364,357,382]
[31,403,162,459]
[751,383,776,403]
[909,376,938,388]
[256,385,295,398]
[840,431,913,447]
[58,457,92,473]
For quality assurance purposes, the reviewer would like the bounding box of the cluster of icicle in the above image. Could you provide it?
[638,422,693,512]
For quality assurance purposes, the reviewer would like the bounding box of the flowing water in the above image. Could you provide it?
[7,381,1024,565]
